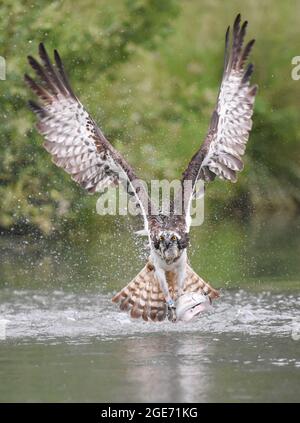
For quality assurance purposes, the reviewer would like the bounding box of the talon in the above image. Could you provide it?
[167,300,177,322]
[169,307,177,322]
[167,299,175,309]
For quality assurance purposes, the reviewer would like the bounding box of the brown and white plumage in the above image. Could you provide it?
[26,14,257,322]
[25,43,154,229]
[178,14,257,227]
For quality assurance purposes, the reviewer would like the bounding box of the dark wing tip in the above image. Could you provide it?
[38,42,55,70]
[38,42,47,56]
[53,49,76,99]
[234,13,241,22]
[24,72,29,81]
[242,63,254,83]
[223,26,231,70]
[54,49,64,71]
[27,55,39,68]
[27,99,38,109]
[24,72,34,86]
[240,20,248,37]
[27,99,47,117]
[38,42,49,63]
[225,26,230,47]
[240,39,255,65]
[53,49,61,62]
[233,13,241,29]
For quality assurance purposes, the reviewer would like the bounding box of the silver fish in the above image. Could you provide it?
[175,292,212,322]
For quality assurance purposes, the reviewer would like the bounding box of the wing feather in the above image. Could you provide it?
[178,14,257,227]
[26,44,155,227]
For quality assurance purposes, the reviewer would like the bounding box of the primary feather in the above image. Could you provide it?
[178,14,257,228]
[25,43,155,228]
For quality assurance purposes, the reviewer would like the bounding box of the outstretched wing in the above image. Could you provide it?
[178,14,257,226]
[25,43,155,229]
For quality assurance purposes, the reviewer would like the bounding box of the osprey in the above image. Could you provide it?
[25,14,257,322]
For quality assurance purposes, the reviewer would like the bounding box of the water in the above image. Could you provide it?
[0,217,299,402]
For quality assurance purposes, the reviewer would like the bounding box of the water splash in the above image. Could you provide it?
[0,289,299,343]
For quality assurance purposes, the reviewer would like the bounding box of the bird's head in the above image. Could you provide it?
[152,230,189,263]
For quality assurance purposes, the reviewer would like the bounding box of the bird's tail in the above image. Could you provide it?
[112,262,219,322]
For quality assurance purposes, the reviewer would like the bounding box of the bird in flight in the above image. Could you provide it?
[25,14,257,322]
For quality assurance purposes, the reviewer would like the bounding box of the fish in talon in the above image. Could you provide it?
[176,292,212,322]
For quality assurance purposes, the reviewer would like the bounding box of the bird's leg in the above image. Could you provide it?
[155,268,176,321]
[176,262,187,299]
[155,268,173,304]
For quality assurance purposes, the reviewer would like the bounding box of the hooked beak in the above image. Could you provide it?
[164,241,171,249]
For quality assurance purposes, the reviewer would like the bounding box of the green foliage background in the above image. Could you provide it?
[0,0,300,236]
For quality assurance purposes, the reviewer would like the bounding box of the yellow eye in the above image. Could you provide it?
[171,235,177,241]
[159,235,164,241]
